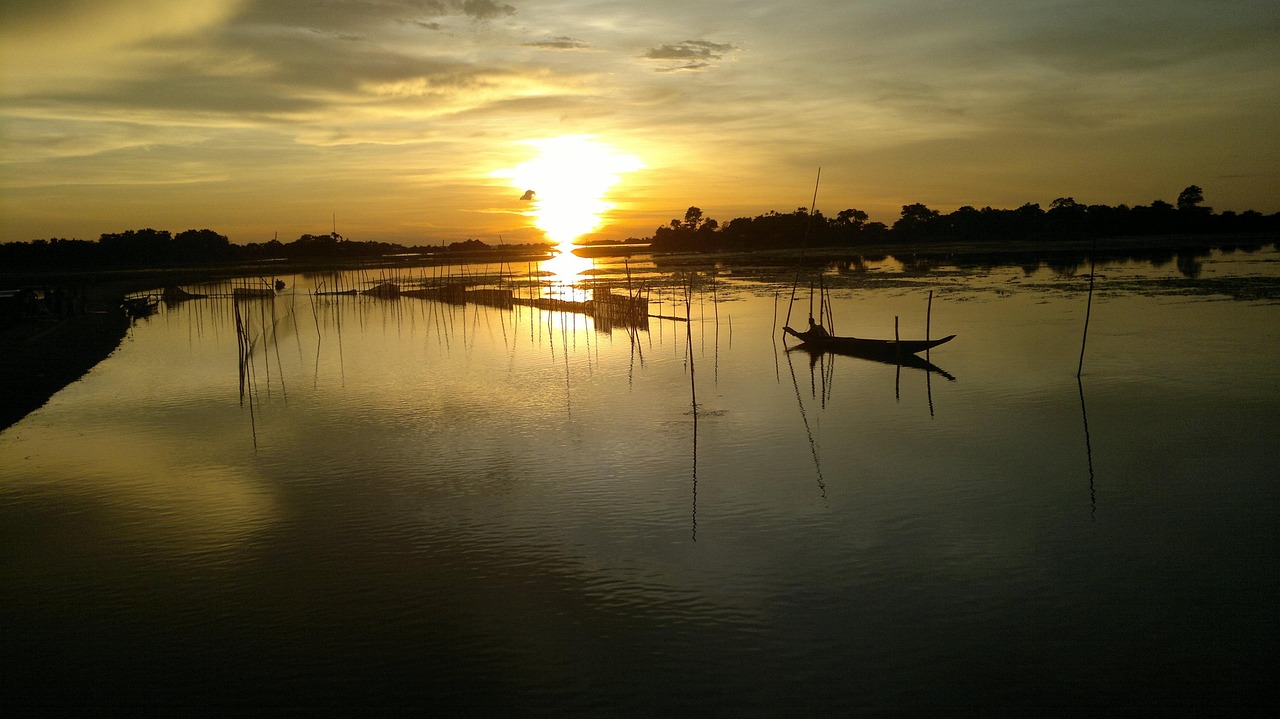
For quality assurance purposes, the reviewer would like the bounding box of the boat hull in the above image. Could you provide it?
[783,326,955,357]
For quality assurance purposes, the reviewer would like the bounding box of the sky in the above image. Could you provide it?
[2,0,1277,246]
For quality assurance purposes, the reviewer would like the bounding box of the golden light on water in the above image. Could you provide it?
[495,136,644,251]
[539,250,595,298]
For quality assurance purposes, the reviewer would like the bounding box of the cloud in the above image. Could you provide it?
[234,0,514,32]
[642,39,737,63]
[0,0,247,95]
[3,0,542,130]
[524,36,592,50]
[654,62,710,74]
[460,0,515,20]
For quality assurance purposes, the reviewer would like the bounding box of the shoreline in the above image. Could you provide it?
[0,293,131,432]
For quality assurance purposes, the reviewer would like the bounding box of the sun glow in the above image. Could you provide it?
[495,136,643,250]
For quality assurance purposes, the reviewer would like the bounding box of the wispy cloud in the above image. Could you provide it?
[235,0,514,29]
[460,0,516,20]
[641,39,738,70]
[524,36,592,50]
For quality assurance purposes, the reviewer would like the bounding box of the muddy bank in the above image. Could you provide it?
[0,292,131,433]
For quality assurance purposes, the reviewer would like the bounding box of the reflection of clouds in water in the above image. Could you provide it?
[4,424,277,553]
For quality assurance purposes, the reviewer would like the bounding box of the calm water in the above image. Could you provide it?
[3,247,1278,712]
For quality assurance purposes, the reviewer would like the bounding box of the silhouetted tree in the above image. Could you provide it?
[1046,197,1087,236]
[893,203,942,239]
[944,205,983,238]
[1177,185,1206,212]
[835,208,869,227]
[173,229,232,261]
[97,228,174,265]
[682,206,705,230]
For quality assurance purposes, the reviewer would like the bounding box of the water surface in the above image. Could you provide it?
[3,247,1277,712]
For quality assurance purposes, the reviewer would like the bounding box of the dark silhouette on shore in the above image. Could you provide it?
[646,186,1277,252]
[0,229,553,271]
[1,186,1276,274]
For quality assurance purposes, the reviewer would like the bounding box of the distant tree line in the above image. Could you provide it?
[4,186,1276,270]
[647,186,1279,252]
[0,229,552,270]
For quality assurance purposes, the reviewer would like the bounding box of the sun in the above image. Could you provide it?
[494,136,643,249]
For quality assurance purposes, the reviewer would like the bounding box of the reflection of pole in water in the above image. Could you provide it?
[290,289,305,368]
[772,291,781,383]
[926,363,934,418]
[234,301,259,450]
[711,274,719,384]
[1078,376,1097,519]
[685,276,699,541]
[926,291,934,417]
[269,296,287,404]
[822,349,834,408]
[684,276,697,414]
[336,291,346,387]
[691,380,698,543]
[562,306,572,419]
[894,316,901,401]
[784,347,827,498]
[309,292,322,390]
[235,301,246,402]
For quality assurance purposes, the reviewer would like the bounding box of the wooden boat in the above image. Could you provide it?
[232,287,275,299]
[783,325,955,357]
[122,296,159,318]
[361,282,400,298]
[786,340,956,380]
[161,286,207,302]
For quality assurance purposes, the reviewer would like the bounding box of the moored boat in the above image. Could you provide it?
[232,287,275,299]
[783,325,955,357]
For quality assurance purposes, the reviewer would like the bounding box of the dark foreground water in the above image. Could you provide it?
[3,248,1277,713]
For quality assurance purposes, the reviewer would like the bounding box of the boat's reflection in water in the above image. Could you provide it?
[786,343,957,381]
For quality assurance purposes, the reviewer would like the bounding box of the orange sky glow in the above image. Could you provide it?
[2,1,1277,246]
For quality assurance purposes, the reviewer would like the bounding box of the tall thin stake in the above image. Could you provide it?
[1077,238,1097,378]
[783,168,822,330]
[926,290,933,342]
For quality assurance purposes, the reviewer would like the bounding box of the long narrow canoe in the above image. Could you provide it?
[783,326,955,357]
[786,342,956,380]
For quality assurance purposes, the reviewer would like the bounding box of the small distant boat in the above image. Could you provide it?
[361,282,400,298]
[233,287,275,299]
[122,296,159,318]
[783,325,955,357]
[161,286,207,302]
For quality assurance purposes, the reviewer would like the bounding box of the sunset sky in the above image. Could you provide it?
[2,0,1277,246]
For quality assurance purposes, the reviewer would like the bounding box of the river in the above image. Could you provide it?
[3,245,1277,712]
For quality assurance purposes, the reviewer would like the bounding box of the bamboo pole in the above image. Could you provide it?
[926,290,933,342]
[1077,239,1097,378]
[783,167,821,331]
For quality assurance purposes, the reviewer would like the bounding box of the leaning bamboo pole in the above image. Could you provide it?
[1077,238,1097,378]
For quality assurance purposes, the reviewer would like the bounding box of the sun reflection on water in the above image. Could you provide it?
[536,248,595,302]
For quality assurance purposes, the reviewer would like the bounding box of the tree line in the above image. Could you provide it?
[646,186,1278,252]
[0,229,552,270]
[3,186,1276,270]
